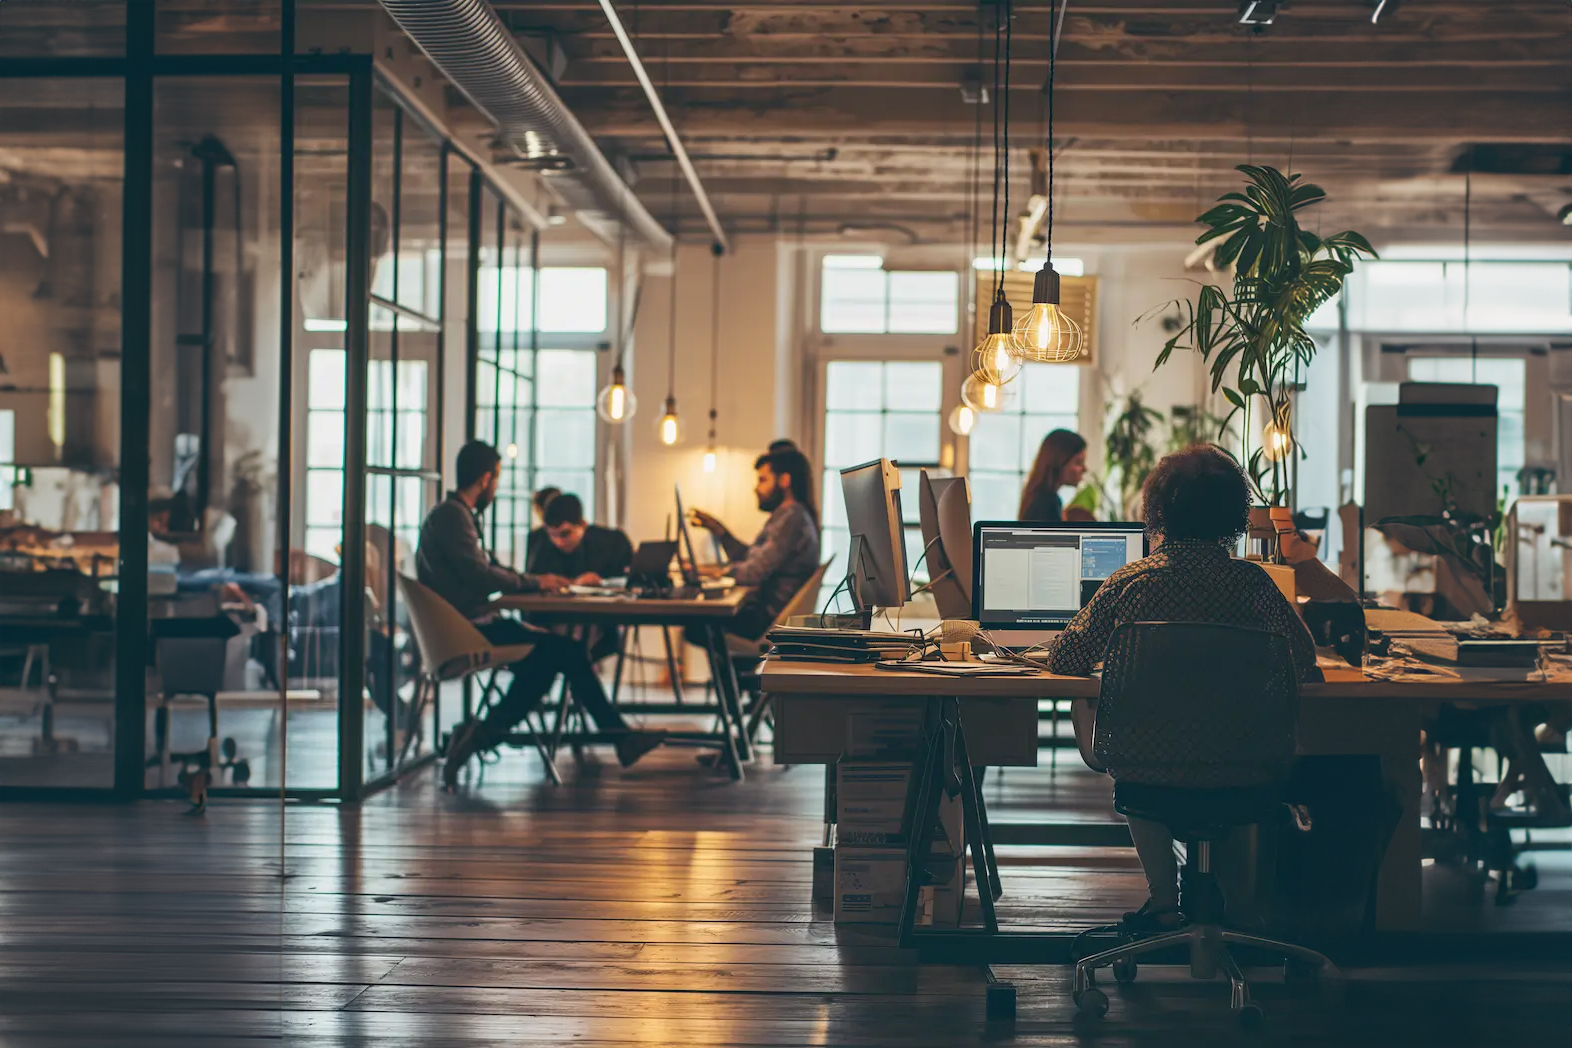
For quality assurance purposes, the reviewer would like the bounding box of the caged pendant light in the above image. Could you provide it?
[1012,0,1083,363]
[962,0,1017,414]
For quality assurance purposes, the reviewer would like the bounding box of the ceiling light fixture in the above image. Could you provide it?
[963,0,1018,411]
[1012,0,1083,363]
[948,403,977,437]
[596,219,638,423]
[703,243,723,472]
[658,246,682,447]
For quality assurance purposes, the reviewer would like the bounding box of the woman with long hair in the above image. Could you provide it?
[1018,429,1089,521]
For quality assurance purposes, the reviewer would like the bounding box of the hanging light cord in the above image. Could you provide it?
[665,29,679,402]
[708,248,720,436]
[998,1,1013,296]
[987,4,1003,304]
[1046,0,1055,263]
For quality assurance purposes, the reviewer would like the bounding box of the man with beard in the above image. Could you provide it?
[417,441,664,787]
[687,446,822,645]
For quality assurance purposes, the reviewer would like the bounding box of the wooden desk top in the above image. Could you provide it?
[493,586,753,622]
[761,659,1572,704]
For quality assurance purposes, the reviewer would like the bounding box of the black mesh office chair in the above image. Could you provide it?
[1073,621,1338,1027]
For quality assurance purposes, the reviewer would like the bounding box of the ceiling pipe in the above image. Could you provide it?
[378,0,672,252]
[594,0,731,254]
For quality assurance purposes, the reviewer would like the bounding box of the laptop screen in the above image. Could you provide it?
[972,522,1147,629]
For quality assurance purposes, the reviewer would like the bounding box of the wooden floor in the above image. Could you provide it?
[0,748,1568,1047]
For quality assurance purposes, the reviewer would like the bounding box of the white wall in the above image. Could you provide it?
[625,238,794,551]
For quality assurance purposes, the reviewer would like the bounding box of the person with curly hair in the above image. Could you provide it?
[1042,444,1321,930]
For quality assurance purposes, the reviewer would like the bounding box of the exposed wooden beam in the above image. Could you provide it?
[560,63,1567,92]
[568,85,1572,141]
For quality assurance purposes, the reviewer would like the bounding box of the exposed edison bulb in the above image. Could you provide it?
[505,442,519,459]
[961,371,1010,414]
[702,447,718,473]
[969,332,1022,385]
[1013,302,1084,363]
[657,395,681,446]
[595,364,638,423]
[948,404,977,436]
[1261,418,1294,462]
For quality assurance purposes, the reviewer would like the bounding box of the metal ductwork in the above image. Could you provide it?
[379,0,672,252]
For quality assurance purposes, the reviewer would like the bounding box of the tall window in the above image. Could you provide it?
[471,201,607,569]
[968,364,1081,522]
[1408,356,1526,501]
[0,409,13,512]
[304,348,348,562]
[820,360,943,594]
[819,256,959,335]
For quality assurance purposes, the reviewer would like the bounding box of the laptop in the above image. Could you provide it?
[971,521,1148,652]
[627,540,679,590]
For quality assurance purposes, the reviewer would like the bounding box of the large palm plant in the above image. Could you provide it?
[1155,165,1376,505]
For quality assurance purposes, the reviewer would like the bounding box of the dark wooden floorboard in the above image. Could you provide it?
[0,749,1567,1046]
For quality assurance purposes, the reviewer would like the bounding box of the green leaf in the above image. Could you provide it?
[1222,387,1246,411]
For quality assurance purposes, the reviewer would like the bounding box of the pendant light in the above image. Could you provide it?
[962,0,1015,413]
[596,218,638,422]
[947,403,977,437]
[1012,0,1083,363]
[702,243,722,471]
[657,245,681,446]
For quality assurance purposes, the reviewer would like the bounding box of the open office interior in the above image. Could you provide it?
[0,1,1569,1045]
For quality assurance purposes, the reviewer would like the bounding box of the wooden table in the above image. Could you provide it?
[762,658,1572,936]
[493,587,756,779]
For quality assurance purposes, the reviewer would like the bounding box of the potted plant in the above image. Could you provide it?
[1153,165,1376,513]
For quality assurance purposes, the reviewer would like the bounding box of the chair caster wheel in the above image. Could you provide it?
[985,981,1016,1020]
[1238,1002,1265,1029]
[1112,958,1138,984]
[1074,987,1109,1018]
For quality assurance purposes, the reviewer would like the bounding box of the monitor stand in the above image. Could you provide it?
[843,533,874,630]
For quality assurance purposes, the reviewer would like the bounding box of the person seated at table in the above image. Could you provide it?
[1042,444,1322,932]
[531,486,561,529]
[526,493,634,661]
[419,441,664,787]
[687,446,821,645]
[526,494,634,587]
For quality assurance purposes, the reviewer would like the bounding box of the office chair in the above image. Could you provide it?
[398,574,570,786]
[1072,621,1338,1028]
[733,559,832,747]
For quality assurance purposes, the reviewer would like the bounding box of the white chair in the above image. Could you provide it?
[396,574,564,784]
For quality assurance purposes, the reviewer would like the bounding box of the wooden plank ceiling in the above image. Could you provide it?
[495,0,1572,245]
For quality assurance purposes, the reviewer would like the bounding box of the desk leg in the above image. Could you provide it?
[899,698,999,947]
[662,627,686,706]
[1299,697,1423,932]
[701,625,745,781]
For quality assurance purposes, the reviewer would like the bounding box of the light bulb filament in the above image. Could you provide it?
[608,385,626,421]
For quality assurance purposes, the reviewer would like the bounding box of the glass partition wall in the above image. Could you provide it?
[0,16,520,801]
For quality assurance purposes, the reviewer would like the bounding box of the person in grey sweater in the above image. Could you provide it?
[688,446,821,642]
[418,442,663,787]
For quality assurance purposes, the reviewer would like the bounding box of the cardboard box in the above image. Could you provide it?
[833,844,966,927]
[835,759,963,854]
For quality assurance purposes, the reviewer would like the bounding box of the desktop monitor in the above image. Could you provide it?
[971,521,1147,643]
[672,484,701,587]
[839,458,909,618]
[917,470,973,620]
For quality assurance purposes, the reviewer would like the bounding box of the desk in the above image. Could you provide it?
[762,659,1572,934]
[493,587,755,779]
